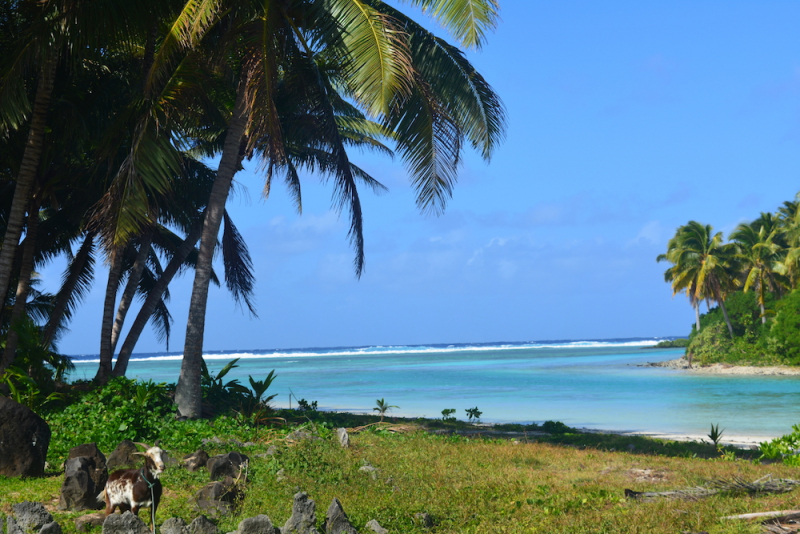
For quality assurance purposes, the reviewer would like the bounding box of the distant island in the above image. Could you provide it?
[657,194,800,368]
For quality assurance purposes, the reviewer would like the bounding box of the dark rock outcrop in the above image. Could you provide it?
[102,511,149,534]
[325,498,357,534]
[59,457,104,510]
[8,502,54,534]
[183,450,209,472]
[236,515,277,534]
[159,518,187,534]
[206,452,248,481]
[282,492,321,534]
[365,519,388,534]
[195,478,238,516]
[0,398,51,477]
[186,516,217,534]
[106,441,138,471]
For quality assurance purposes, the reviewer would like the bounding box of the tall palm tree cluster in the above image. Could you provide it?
[0,0,506,417]
[658,195,800,350]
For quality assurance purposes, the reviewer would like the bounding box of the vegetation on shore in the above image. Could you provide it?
[658,197,800,367]
[1,374,799,534]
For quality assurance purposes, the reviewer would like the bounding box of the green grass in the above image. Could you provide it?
[0,414,794,534]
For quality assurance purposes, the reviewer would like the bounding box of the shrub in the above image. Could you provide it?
[769,289,800,365]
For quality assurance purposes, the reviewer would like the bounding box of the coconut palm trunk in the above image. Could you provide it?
[718,297,734,339]
[113,223,203,377]
[95,247,124,381]
[0,200,40,374]
[0,59,56,309]
[694,302,700,332]
[175,80,249,418]
[110,231,153,351]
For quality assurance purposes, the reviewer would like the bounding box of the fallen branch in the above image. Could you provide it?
[626,475,800,502]
[721,510,800,520]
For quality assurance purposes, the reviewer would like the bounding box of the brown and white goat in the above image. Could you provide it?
[103,442,165,527]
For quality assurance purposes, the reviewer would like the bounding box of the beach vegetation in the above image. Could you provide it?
[15,378,800,534]
[296,399,318,412]
[707,423,724,449]
[465,406,482,423]
[650,338,689,348]
[441,408,457,421]
[657,194,800,367]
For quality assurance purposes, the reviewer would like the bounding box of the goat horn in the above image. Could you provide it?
[131,452,145,456]
[154,439,161,448]
[133,442,151,450]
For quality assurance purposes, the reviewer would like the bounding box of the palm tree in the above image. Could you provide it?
[659,221,737,338]
[163,0,505,418]
[730,213,788,324]
[374,398,399,422]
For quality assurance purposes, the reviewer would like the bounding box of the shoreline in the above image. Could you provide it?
[642,356,800,376]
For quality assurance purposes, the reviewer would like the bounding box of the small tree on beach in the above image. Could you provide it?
[374,398,399,422]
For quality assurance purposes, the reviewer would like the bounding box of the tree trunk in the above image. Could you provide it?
[95,247,124,382]
[113,222,203,377]
[694,302,700,332]
[42,232,96,347]
[760,302,767,325]
[0,59,56,309]
[719,298,734,339]
[110,231,153,352]
[175,80,249,418]
[0,201,40,374]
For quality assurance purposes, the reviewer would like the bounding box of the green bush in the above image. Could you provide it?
[690,291,771,342]
[769,289,800,365]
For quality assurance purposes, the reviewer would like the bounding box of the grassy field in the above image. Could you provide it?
[1,417,799,534]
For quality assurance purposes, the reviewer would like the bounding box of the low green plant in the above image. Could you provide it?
[0,366,64,411]
[541,420,571,434]
[441,408,456,421]
[465,406,482,423]
[707,423,724,449]
[759,424,800,465]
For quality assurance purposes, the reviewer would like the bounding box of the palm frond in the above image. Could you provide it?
[406,0,500,49]
[222,210,257,316]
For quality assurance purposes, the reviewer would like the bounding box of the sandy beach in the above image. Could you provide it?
[644,357,800,376]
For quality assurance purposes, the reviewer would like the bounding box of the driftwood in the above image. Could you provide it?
[625,475,800,502]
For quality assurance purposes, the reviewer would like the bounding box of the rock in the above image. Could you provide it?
[9,502,53,534]
[106,441,139,471]
[0,398,51,477]
[59,457,102,511]
[282,492,321,534]
[195,480,238,516]
[266,446,278,456]
[236,515,277,534]
[241,442,256,448]
[183,450,210,472]
[68,443,108,488]
[365,520,388,534]
[335,428,349,448]
[39,523,62,534]
[275,469,286,482]
[359,466,379,480]
[207,452,249,481]
[159,518,187,534]
[201,437,226,447]
[102,511,149,534]
[187,516,218,534]
[325,498,357,534]
[75,513,107,533]
[413,513,433,529]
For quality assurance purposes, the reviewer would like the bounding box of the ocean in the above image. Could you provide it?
[68,338,800,440]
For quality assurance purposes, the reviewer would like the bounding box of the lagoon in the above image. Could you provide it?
[69,339,800,440]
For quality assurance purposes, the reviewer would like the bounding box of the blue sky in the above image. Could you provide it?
[43,1,800,355]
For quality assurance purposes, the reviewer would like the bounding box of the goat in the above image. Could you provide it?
[102,442,165,529]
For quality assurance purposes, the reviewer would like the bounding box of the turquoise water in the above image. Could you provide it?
[69,339,800,439]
